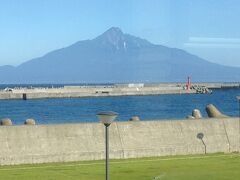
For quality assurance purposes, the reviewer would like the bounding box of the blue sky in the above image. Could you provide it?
[0,0,240,67]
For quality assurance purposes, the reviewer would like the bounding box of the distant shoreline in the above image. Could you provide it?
[0,83,239,100]
[0,82,239,90]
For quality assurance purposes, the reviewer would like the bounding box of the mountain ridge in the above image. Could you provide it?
[0,27,239,83]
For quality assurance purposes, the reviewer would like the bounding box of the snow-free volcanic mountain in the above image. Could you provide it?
[0,27,239,83]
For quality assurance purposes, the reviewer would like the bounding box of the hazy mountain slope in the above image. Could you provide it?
[0,27,239,83]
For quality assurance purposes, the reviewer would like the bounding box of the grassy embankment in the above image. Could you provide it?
[0,153,239,180]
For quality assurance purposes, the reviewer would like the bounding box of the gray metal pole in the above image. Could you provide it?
[239,100,240,152]
[201,139,206,154]
[105,124,109,180]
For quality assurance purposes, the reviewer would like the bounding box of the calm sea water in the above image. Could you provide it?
[0,88,239,125]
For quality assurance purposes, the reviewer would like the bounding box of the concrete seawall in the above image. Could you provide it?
[0,85,196,100]
[1,83,238,100]
[0,118,239,165]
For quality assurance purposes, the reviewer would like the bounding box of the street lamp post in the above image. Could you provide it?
[97,111,118,180]
[237,96,240,152]
[197,132,206,154]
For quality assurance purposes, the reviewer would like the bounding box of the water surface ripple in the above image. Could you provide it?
[0,89,239,124]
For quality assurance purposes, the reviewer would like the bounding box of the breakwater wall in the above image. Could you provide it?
[0,118,239,165]
[0,85,195,100]
[0,83,238,100]
[191,83,240,89]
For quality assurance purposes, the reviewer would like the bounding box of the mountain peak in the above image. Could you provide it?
[104,27,123,36]
[95,27,151,50]
[95,27,125,49]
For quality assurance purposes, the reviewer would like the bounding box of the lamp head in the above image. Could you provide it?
[197,132,204,140]
[97,111,118,126]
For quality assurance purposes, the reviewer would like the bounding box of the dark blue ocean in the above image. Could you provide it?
[0,87,239,125]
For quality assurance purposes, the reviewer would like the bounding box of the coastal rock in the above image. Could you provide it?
[192,109,202,119]
[24,118,36,125]
[129,116,140,121]
[205,104,228,118]
[1,118,13,126]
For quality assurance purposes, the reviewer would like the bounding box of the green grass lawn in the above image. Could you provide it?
[0,153,239,180]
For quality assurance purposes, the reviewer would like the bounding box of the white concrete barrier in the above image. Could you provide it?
[0,118,239,165]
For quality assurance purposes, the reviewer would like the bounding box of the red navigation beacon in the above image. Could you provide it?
[187,76,191,91]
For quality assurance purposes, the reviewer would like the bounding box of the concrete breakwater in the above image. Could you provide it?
[0,84,196,100]
[192,83,240,89]
[0,83,219,100]
[0,83,238,100]
[0,118,239,165]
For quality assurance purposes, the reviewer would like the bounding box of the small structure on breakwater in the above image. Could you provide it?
[192,85,212,94]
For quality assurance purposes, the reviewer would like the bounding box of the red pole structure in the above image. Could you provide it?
[187,76,191,91]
